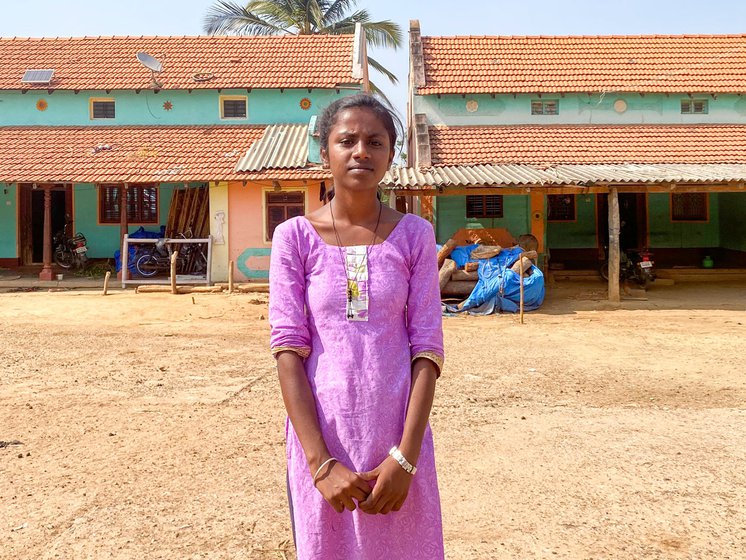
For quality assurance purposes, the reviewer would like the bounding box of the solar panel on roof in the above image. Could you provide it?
[21,69,55,84]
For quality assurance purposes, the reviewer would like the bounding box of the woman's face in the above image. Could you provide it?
[321,107,394,194]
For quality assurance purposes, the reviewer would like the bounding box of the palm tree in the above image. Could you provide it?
[203,0,402,93]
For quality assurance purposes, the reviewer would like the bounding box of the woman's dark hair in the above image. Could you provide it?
[318,93,401,153]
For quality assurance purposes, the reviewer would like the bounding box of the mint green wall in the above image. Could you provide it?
[718,193,746,251]
[648,193,720,247]
[73,183,178,258]
[435,195,529,243]
[546,195,598,248]
[0,89,353,126]
[0,183,17,258]
[414,93,746,126]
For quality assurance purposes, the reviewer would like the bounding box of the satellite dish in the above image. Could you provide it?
[135,51,163,89]
[136,52,162,73]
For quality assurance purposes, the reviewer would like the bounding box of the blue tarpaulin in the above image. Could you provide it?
[114,226,165,273]
[444,246,545,315]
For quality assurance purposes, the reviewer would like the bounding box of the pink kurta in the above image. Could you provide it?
[269,213,445,560]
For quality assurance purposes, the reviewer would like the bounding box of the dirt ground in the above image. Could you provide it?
[1,281,745,559]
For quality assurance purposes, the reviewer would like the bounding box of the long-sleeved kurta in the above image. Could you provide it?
[269,213,445,560]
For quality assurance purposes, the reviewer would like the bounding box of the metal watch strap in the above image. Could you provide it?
[388,446,417,475]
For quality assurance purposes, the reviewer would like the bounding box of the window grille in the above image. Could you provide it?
[547,194,576,221]
[671,193,707,221]
[222,98,247,119]
[466,195,503,218]
[92,100,115,119]
[99,184,158,223]
[681,99,708,114]
[531,100,558,115]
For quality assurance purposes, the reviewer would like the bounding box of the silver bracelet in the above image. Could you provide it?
[388,446,417,475]
[312,457,337,485]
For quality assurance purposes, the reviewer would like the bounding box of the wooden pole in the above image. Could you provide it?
[38,186,54,281]
[102,271,111,296]
[519,256,525,324]
[228,260,235,293]
[388,191,397,209]
[170,250,178,295]
[608,187,621,304]
[137,285,224,294]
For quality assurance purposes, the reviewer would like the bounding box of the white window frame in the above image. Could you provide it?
[531,99,559,116]
[681,99,708,114]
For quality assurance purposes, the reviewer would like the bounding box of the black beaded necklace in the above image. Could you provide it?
[329,199,383,319]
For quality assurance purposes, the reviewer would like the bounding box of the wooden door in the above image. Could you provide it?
[18,184,72,264]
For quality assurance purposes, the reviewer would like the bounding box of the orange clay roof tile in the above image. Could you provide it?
[419,35,746,94]
[429,125,746,166]
[0,35,358,91]
[0,126,330,183]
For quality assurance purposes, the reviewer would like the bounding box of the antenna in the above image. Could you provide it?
[136,52,163,89]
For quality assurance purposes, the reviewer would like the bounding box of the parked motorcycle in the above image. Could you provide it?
[53,221,89,270]
[600,247,656,289]
[135,235,207,277]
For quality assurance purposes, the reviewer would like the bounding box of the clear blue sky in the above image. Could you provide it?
[2,0,745,120]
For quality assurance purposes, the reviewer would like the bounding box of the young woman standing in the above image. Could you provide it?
[269,94,445,559]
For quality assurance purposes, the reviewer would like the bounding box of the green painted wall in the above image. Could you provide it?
[718,193,746,251]
[414,93,746,126]
[0,183,17,258]
[0,88,352,126]
[546,195,598,248]
[435,195,529,243]
[73,183,178,258]
[648,193,720,248]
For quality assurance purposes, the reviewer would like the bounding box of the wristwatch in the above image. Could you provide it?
[388,446,417,475]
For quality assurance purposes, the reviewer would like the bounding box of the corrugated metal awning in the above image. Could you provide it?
[235,124,309,172]
[381,163,746,189]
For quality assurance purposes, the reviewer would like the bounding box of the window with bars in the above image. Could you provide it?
[91,99,115,119]
[531,99,559,115]
[547,194,576,221]
[99,184,158,224]
[221,96,247,119]
[680,99,708,114]
[267,191,305,240]
[671,193,708,221]
[466,195,503,219]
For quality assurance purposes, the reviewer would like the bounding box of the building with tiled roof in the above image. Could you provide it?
[0,28,369,281]
[0,35,361,91]
[384,21,746,289]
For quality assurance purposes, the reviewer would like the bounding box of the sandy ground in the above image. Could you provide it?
[1,281,745,559]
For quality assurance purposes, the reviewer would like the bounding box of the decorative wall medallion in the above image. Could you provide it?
[466,99,479,113]
[36,99,48,111]
[163,101,173,111]
[613,99,628,113]
[300,98,312,110]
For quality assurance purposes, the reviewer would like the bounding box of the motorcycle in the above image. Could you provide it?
[600,247,656,289]
[53,220,89,270]
[135,235,207,277]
